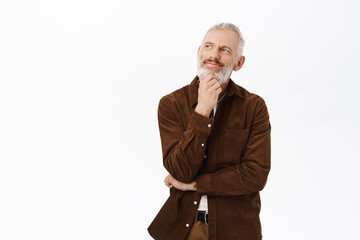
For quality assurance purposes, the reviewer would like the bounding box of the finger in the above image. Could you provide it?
[207,78,219,87]
[211,84,222,90]
[208,74,219,82]
[164,176,170,185]
[165,181,173,187]
[201,74,218,83]
[205,81,220,92]
[211,81,221,89]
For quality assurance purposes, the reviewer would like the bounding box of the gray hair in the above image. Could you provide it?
[203,22,245,59]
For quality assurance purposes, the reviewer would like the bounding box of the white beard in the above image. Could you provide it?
[197,58,234,84]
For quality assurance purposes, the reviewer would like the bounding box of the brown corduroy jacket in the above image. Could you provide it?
[148,76,271,240]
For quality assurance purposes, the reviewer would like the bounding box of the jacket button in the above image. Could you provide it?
[208,124,211,128]
[186,223,189,227]
[194,201,197,205]
[204,155,207,159]
[201,143,204,147]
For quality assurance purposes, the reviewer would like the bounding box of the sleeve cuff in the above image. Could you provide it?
[188,111,214,135]
[196,173,216,196]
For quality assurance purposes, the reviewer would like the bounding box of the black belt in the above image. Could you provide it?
[197,211,208,225]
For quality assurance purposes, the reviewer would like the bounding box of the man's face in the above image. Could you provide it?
[197,29,242,84]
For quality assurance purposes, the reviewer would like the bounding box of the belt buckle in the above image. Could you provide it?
[204,212,208,225]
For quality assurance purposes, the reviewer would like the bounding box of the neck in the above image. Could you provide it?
[218,79,230,100]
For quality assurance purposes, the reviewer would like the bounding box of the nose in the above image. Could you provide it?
[209,47,220,60]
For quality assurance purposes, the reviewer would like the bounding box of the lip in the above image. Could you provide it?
[204,61,223,68]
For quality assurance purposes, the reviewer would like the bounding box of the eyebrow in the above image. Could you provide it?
[203,41,233,53]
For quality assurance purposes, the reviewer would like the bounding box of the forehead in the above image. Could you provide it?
[202,29,239,49]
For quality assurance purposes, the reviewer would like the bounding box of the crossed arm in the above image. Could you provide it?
[160,96,271,196]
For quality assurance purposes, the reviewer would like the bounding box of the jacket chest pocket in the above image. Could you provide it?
[223,128,250,163]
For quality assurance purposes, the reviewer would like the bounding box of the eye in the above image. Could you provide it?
[205,44,212,49]
[222,48,230,53]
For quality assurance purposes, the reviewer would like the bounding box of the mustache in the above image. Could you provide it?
[202,59,225,67]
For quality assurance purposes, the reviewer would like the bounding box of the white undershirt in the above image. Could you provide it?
[198,103,218,212]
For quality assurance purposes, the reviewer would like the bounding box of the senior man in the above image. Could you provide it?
[148,23,271,240]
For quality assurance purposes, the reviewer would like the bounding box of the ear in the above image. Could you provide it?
[233,56,245,71]
[197,46,201,57]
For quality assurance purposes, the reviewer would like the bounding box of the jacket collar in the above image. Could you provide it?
[189,76,246,108]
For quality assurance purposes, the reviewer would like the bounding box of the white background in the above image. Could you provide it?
[1,0,359,239]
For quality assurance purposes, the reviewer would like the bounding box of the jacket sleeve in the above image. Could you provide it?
[158,96,214,183]
[196,97,271,196]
